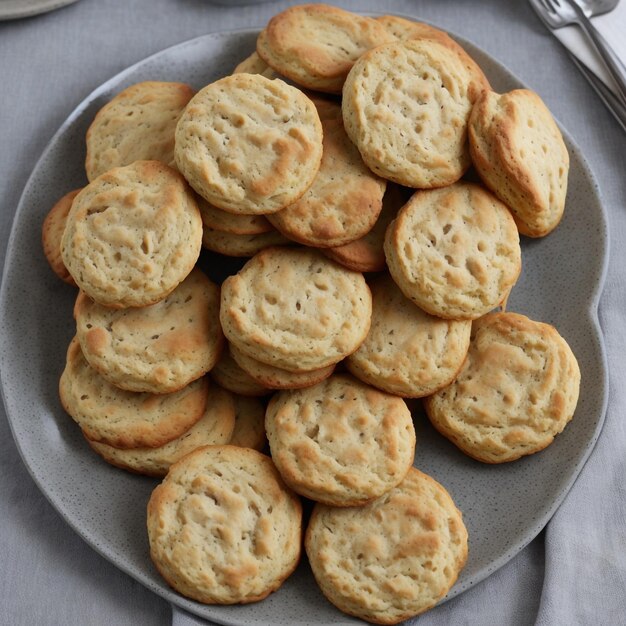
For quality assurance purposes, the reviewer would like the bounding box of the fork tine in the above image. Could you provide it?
[539,0,558,14]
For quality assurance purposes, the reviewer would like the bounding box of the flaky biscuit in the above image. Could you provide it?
[147,446,302,604]
[229,395,267,451]
[74,269,223,394]
[220,247,372,372]
[85,385,235,476]
[266,374,415,506]
[384,183,521,320]
[347,275,471,397]
[230,343,335,390]
[61,160,202,308]
[85,81,194,181]
[342,38,488,188]
[469,89,569,237]
[256,4,394,94]
[198,196,272,236]
[233,51,278,78]
[267,99,386,248]
[323,183,406,272]
[305,467,468,624]
[201,225,290,257]
[210,345,271,397]
[59,337,209,449]
[424,312,581,463]
[41,188,81,285]
[175,73,323,215]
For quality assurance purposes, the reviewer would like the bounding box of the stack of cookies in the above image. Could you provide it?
[41,3,581,624]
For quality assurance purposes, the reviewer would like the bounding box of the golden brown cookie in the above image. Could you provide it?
[59,337,209,449]
[233,51,279,78]
[267,99,386,248]
[342,38,489,188]
[424,312,581,463]
[74,269,223,394]
[469,89,569,237]
[85,81,194,181]
[346,275,471,397]
[384,183,521,320]
[305,467,468,624]
[228,395,267,451]
[198,196,273,236]
[256,4,394,94]
[220,247,372,371]
[85,384,236,476]
[201,225,291,257]
[175,73,323,215]
[147,445,302,604]
[41,188,81,285]
[323,183,406,273]
[210,345,271,397]
[230,343,335,390]
[61,160,202,308]
[266,374,415,506]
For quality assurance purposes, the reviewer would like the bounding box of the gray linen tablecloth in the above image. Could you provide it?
[1,1,624,624]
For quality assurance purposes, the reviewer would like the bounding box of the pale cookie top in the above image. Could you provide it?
[376,14,456,42]
[230,343,335,390]
[175,73,323,215]
[198,196,272,235]
[323,183,406,273]
[210,345,271,397]
[256,4,394,94]
[233,51,278,78]
[59,337,209,449]
[86,384,236,477]
[74,269,223,394]
[220,247,372,372]
[85,81,195,182]
[147,446,302,604]
[229,395,267,451]
[61,160,202,308]
[267,99,386,248]
[305,467,468,624]
[384,183,521,320]
[469,89,569,237]
[266,374,415,506]
[425,312,581,463]
[42,188,81,285]
[342,38,488,188]
[347,275,472,397]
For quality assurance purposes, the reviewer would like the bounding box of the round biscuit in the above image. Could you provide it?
[346,275,471,397]
[266,374,416,506]
[85,81,195,182]
[342,38,488,188]
[147,445,302,604]
[220,247,372,372]
[384,182,521,320]
[74,269,223,394]
[85,385,236,476]
[59,337,209,449]
[256,5,395,94]
[424,312,581,463]
[41,188,81,285]
[233,51,279,78]
[230,343,335,390]
[201,225,290,257]
[175,73,323,215]
[210,346,271,397]
[61,160,202,308]
[198,196,273,236]
[305,467,468,624]
[469,89,569,237]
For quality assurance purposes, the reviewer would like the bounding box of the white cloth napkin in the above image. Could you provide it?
[552,2,626,94]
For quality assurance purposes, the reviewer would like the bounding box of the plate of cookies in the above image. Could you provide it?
[0,4,609,625]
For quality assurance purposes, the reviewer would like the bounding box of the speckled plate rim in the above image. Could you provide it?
[0,20,609,626]
[0,0,80,21]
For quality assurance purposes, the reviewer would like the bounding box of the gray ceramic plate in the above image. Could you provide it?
[0,25,609,626]
[0,0,80,20]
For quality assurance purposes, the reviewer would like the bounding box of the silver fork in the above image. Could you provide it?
[530,0,626,106]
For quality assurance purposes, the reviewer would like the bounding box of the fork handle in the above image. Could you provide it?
[566,0,626,108]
